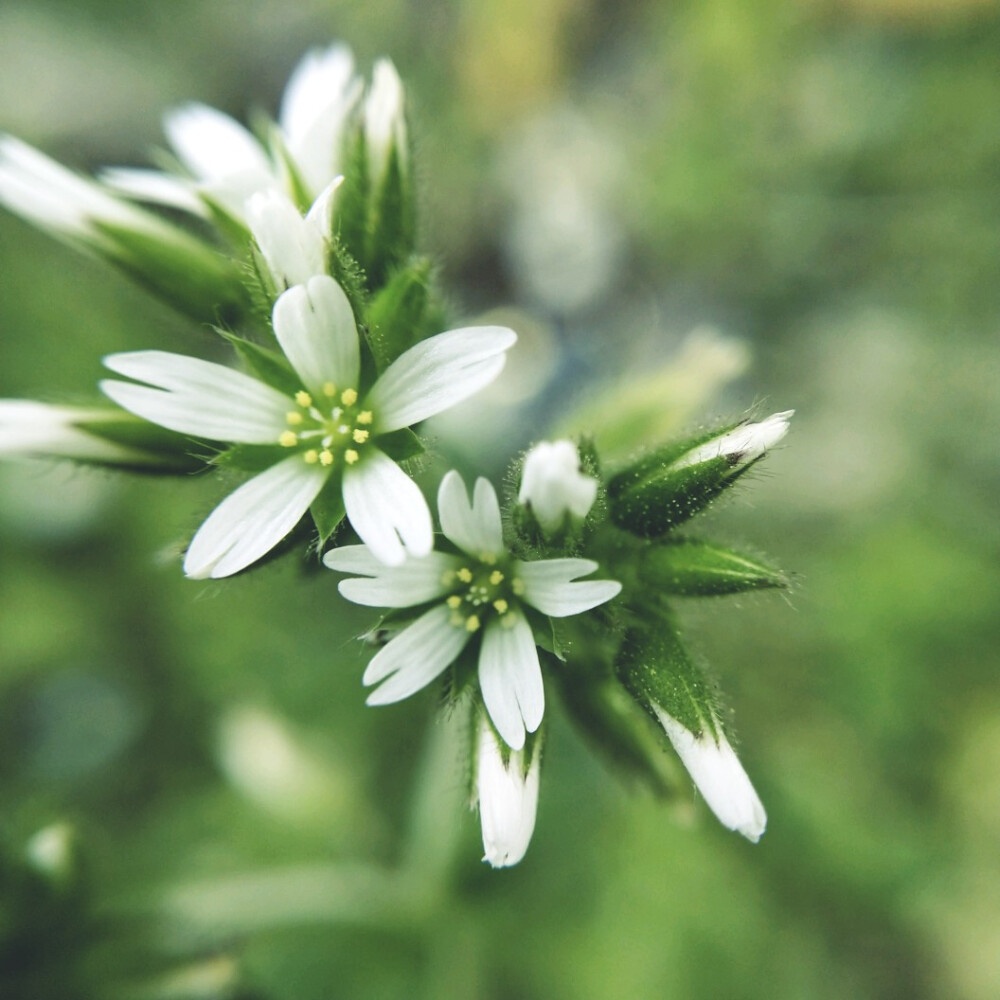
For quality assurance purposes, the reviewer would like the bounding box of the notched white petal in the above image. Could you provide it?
[516,558,621,617]
[437,470,504,559]
[330,549,461,608]
[478,613,544,751]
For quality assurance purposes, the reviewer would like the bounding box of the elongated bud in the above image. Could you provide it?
[518,440,598,538]
[616,624,766,841]
[608,411,792,538]
[474,712,542,868]
[364,60,407,195]
[0,401,199,472]
[0,135,247,323]
[640,538,787,596]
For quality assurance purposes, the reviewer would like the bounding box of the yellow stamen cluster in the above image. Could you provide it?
[445,563,520,633]
[277,384,375,470]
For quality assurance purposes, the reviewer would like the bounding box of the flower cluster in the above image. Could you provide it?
[0,42,793,870]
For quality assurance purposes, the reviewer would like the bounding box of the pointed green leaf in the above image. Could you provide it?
[641,538,788,596]
[310,472,346,545]
[374,428,425,463]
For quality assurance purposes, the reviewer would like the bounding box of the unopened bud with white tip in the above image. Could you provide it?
[474,712,542,868]
[518,439,598,537]
[669,410,793,473]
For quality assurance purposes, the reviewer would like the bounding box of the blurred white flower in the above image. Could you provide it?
[326,471,621,749]
[101,275,516,575]
[518,439,597,535]
[474,712,541,868]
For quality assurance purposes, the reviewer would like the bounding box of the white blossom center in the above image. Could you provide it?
[278,383,374,468]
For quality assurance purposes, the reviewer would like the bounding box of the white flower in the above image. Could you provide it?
[246,182,341,289]
[325,471,621,750]
[474,712,541,868]
[670,410,794,472]
[100,275,516,576]
[0,134,183,251]
[652,706,767,842]
[101,44,364,223]
[364,59,407,192]
[0,400,162,466]
[518,439,598,535]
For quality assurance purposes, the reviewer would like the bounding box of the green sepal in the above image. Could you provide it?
[326,235,370,327]
[199,192,253,250]
[616,622,721,740]
[210,444,288,472]
[365,257,432,370]
[310,472,346,545]
[526,608,572,662]
[268,125,314,214]
[219,332,301,396]
[92,219,247,325]
[72,413,205,474]
[243,243,281,323]
[640,537,788,596]
[375,428,425,463]
[332,128,370,268]
[367,142,416,290]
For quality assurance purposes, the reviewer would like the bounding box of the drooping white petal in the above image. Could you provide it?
[342,448,433,566]
[164,103,272,182]
[280,44,362,196]
[364,59,406,189]
[101,351,290,443]
[478,612,544,751]
[99,167,207,216]
[324,545,461,608]
[652,707,767,843]
[475,713,541,868]
[437,471,504,560]
[518,439,598,534]
[365,326,516,432]
[515,558,621,617]
[246,190,326,288]
[363,603,470,701]
[271,276,360,395]
[183,455,327,579]
[670,410,794,472]
[0,134,153,242]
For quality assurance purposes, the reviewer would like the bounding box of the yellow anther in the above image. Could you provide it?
[465,615,481,633]
[279,430,298,447]
[319,449,334,467]
[511,578,526,596]
[357,410,373,425]
[304,449,319,464]
[446,595,462,609]
[352,428,370,444]
[322,382,337,397]
[457,568,473,583]
[295,391,312,407]
[286,411,303,425]
[493,599,509,614]
[489,570,504,586]
[345,449,359,465]
[341,388,358,406]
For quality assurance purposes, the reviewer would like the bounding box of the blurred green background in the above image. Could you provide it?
[2,0,1000,997]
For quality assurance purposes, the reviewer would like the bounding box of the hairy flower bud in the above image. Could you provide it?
[518,439,598,537]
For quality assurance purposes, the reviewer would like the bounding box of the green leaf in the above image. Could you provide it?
[365,257,431,370]
[310,473,346,545]
[367,143,416,289]
[641,537,788,596]
[375,428,425,463]
[333,129,371,268]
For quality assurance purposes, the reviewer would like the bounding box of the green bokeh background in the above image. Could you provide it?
[2,1,999,997]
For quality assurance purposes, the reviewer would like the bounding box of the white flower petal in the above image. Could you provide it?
[183,455,327,579]
[515,558,621,617]
[475,714,540,868]
[272,276,360,395]
[519,439,598,534]
[164,103,272,182]
[364,59,406,188]
[0,401,145,463]
[478,613,544,751]
[364,603,470,701]
[101,351,290,443]
[653,707,767,843]
[366,326,516,432]
[246,190,326,288]
[304,177,343,237]
[325,545,461,607]
[342,448,433,566]
[99,167,207,216]
[436,471,504,560]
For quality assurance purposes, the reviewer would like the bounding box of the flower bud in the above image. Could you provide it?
[640,538,787,596]
[364,59,407,194]
[474,712,541,868]
[608,411,792,538]
[518,440,598,537]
